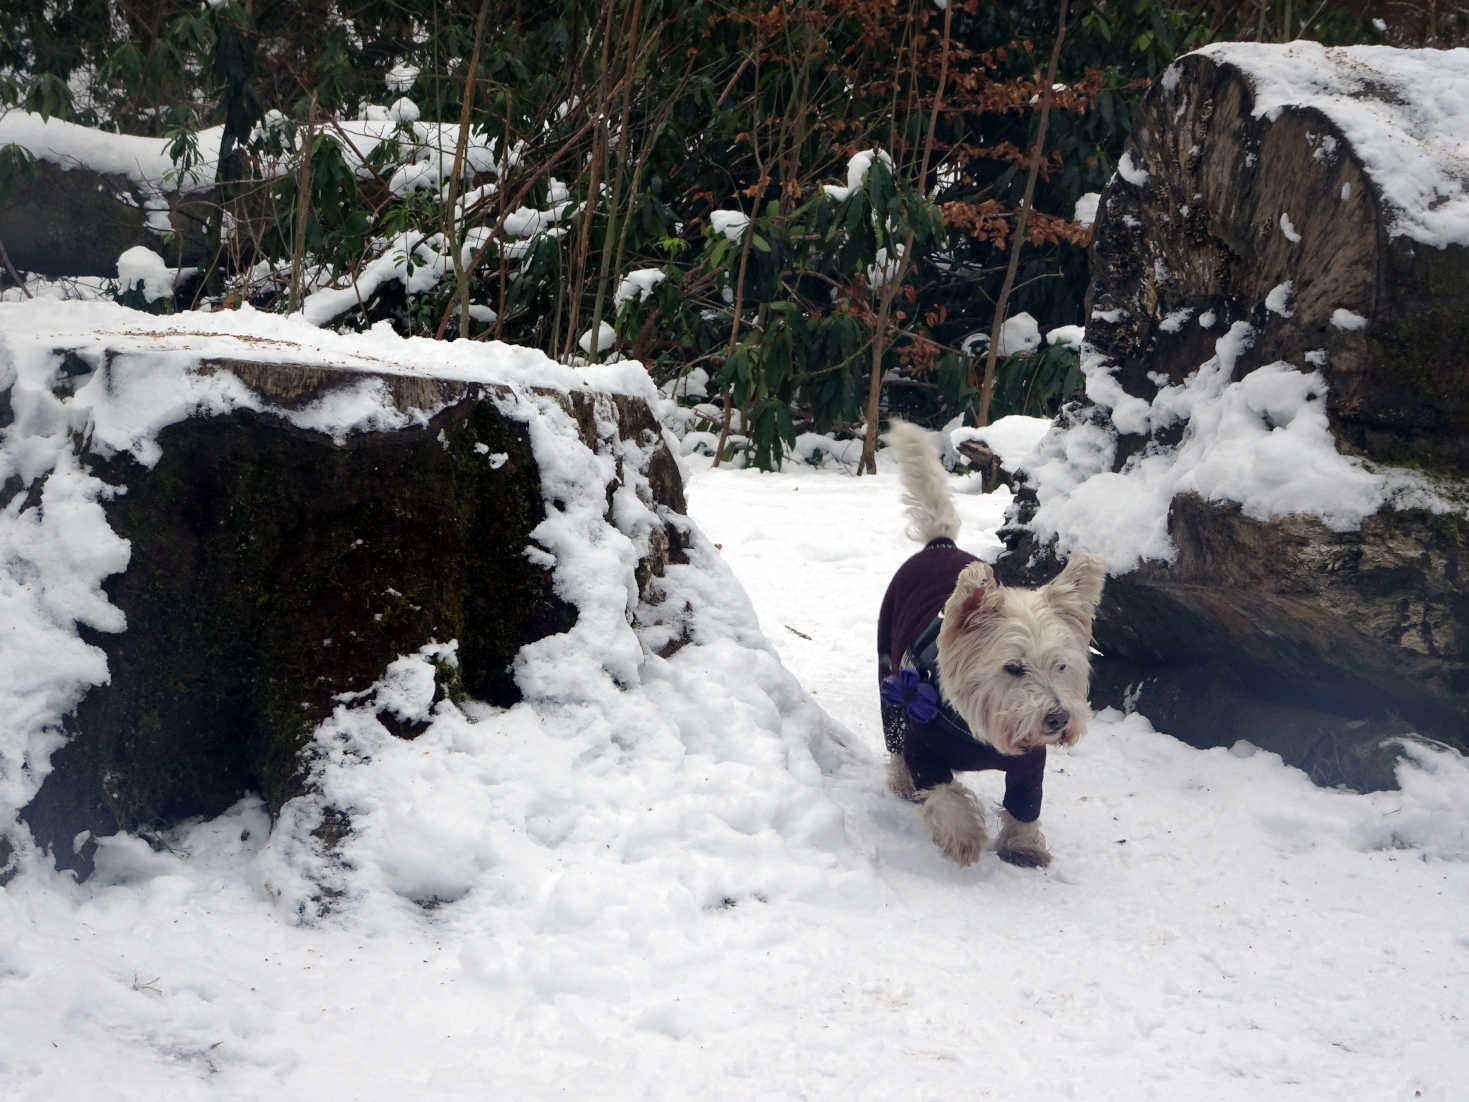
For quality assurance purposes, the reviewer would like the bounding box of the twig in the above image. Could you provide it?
[973,0,1070,427]
[433,105,613,339]
[0,237,30,297]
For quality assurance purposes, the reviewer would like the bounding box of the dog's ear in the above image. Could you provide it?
[1042,552,1106,643]
[939,562,1004,639]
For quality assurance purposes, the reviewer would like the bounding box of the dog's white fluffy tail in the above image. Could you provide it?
[887,419,960,544]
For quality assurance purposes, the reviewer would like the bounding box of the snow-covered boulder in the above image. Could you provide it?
[1089,41,1469,470]
[998,43,1469,789]
[0,301,737,885]
[0,113,220,278]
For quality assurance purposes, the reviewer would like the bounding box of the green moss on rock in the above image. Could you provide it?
[22,384,578,876]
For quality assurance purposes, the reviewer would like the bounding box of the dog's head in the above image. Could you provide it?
[935,553,1106,755]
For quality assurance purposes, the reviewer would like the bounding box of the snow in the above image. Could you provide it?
[1045,323,1085,349]
[577,321,616,356]
[0,110,222,191]
[844,148,892,193]
[387,97,420,124]
[1073,192,1100,225]
[821,149,894,202]
[958,315,1058,362]
[1117,149,1149,187]
[659,366,709,403]
[1,296,1468,1097]
[614,268,666,307]
[865,244,904,290]
[1265,279,1295,317]
[0,107,508,205]
[997,311,1042,356]
[501,207,560,238]
[709,210,749,242]
[299,232,449,326]
[1194,41,1469,246]
[385,64,419,93]
[951,415,1054,476]
[1031,321,1457,571]
[1159,307,1195,333]
[115,246,174,303]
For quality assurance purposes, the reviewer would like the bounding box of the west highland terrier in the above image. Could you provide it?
[878,421,1105,868]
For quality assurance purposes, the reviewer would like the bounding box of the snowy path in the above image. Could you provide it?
[685,458,1469,1102]
[2,455,1467,1101]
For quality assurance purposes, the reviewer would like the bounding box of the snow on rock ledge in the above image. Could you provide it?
[1190,41,1469,248]
[998,44,1469,790]
[0,301,850,907]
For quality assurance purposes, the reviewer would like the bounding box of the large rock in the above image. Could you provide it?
[0,154,213,280]
[998,43,1469,789]
[0,308,689,878]
[1087,45,1469,472]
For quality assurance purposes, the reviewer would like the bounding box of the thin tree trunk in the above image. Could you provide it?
[586,0,646,356]
[287,94,318,314]
[712,19,768,469]
[494,88,513,341]
[857,0,953,475]
[562,0,619,360]
[445,0,494,339]
[433,107,608,339]
[711,207,757,468]
[972,0,1069,428]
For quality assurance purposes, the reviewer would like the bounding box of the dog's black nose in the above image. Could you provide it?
[1044,708,1069,734]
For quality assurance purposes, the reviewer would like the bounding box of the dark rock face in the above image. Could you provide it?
[1087,53,1469,473]
[1072,495,1469,789]
[18,360,685,877]
[0,158,211,280]
[999,51,1469,790]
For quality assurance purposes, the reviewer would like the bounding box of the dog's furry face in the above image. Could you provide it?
[936,554,1105,756]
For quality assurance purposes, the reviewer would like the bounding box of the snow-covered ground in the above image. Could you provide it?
[3,433,1468,1100]
[6,37,1469,1098]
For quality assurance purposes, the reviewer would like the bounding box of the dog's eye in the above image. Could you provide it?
[1057,662,1067,672]
[1004,662,1025,676]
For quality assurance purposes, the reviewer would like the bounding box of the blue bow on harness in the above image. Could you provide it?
[883,613,985,745]
[881,666,941,724]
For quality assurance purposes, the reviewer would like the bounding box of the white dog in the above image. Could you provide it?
[877,421,1105,868]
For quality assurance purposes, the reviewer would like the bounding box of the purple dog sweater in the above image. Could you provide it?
[876,538,1046,822]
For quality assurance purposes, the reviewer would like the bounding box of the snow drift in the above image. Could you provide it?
[0,299,852,911]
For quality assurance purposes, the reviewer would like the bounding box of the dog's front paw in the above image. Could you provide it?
[920,782,986,867]
[944,829,985,867]
[887,754,921,801]
[995,810,1051,869]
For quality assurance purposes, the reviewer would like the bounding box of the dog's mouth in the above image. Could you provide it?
[1013,725,1076,752]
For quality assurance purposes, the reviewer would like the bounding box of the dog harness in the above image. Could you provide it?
[883,611,979,747]
[877,538,1046,822]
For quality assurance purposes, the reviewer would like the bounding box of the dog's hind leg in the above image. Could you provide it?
[995,808,1051,869]
[920,782,987,866]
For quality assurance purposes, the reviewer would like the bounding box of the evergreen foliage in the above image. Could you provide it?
[0,0,1450,467]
